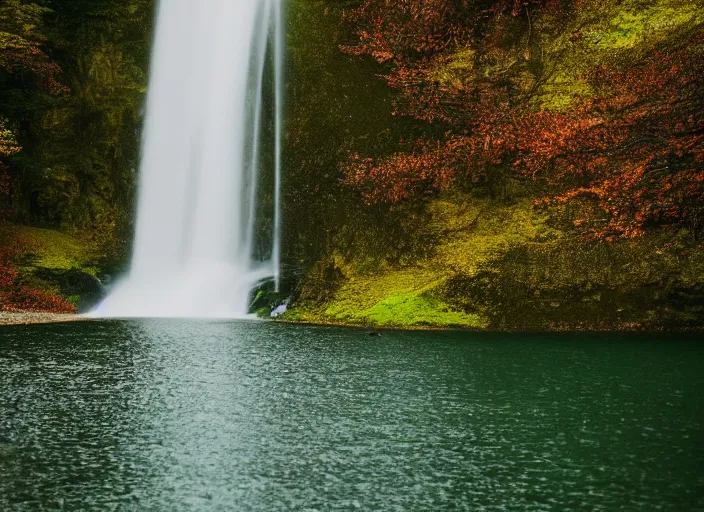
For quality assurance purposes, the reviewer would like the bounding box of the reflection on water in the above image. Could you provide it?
[1,320,703,510]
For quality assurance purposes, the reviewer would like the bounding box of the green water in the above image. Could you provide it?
[0,320,702,510]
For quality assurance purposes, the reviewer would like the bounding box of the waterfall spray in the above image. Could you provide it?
[95,0,283,318]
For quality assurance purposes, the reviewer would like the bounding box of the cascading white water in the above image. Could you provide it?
[95,0,283,318]
[273,0,284,293]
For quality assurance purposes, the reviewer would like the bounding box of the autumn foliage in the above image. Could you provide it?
[339,0,704,240]
[0,1,69,95]
[0,229,76,314]
[1,285,76,314]
[1,1,68,218]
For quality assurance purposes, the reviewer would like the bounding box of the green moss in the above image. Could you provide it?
[431,47,476,89]
[290,192,704,331]
[599,4,701,50]
[9,225,98,273]
[360,292,487,328]
[289,289,488,329]
[538,75,593,111]
[414,0,700,113]
[534,0,701,111]
[289,195,550,329]
[254,307,272,318]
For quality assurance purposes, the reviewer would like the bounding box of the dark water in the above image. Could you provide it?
[1,321,702,511]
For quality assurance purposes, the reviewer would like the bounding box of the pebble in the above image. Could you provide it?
[0,312,83,326]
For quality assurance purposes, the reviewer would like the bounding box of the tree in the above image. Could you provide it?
[0,0,67,94]
[0,0,154,269]
[339,0,704,239]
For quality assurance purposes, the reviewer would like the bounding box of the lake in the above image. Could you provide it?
[1,320,702,510]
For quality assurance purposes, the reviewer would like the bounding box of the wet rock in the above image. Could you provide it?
[249,280,289,317]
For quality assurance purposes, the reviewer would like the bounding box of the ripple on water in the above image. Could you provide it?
[0,321,703,510]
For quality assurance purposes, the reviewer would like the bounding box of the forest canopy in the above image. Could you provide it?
[0,0,151,312]
[0,0,151,263]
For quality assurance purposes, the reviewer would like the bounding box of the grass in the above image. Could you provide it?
[318,268,484,327]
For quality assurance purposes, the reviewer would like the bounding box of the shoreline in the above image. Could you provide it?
[1,311,701,334]
[276,317,704,335]
[0,312,84,326]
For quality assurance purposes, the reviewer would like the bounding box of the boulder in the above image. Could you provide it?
[33,268,106,313]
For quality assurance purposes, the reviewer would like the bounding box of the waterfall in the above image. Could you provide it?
[273,0,284,293]
[95,0,283,318]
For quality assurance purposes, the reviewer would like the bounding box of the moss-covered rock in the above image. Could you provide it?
[9,225,99,274]
[248,279,290,318]
[30,268,105,313]
[286,193,704,331]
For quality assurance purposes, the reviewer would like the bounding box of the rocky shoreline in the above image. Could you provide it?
[0,312,84,326]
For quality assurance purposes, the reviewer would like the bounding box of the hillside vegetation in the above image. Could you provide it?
[283,0,704,331]
[1,0,702,328]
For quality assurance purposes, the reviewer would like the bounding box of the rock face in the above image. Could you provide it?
[33,269,106,313]
[286,196,704,332]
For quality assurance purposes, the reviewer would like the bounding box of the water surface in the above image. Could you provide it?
[1,321,702,510]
